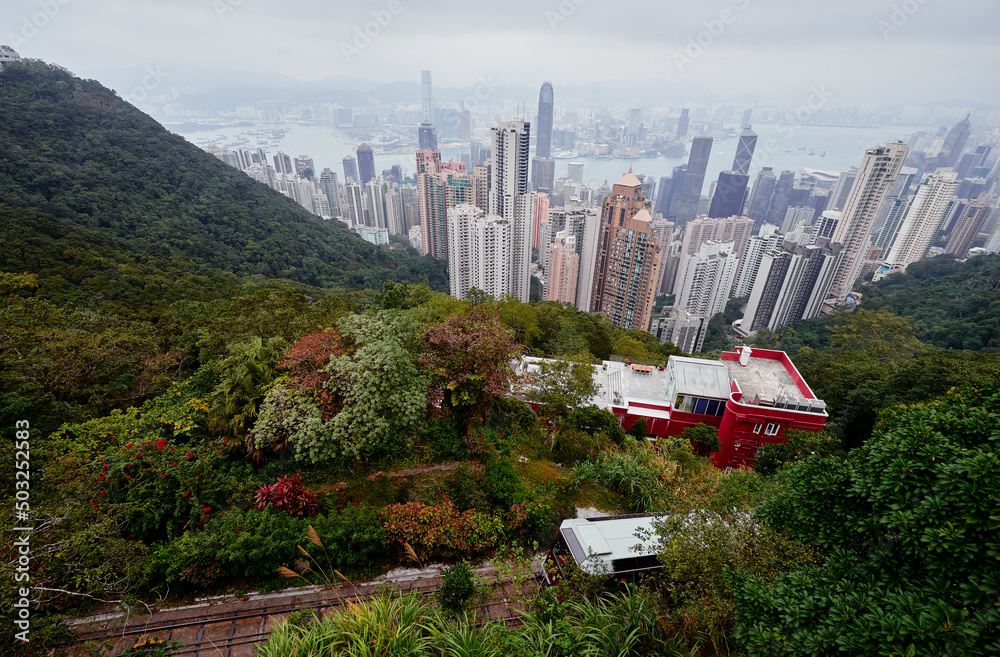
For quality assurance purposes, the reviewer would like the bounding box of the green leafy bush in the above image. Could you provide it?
[380,501,503,561]
[95,438,253,542]
[437,562,479,617]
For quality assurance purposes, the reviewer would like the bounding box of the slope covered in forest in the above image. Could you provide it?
[0,60,446,292]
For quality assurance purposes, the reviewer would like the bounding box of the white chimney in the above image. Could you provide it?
[739,346,752,367]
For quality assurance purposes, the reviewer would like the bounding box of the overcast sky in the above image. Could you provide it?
[4,0,999,107]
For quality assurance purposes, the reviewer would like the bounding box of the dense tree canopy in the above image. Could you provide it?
[732,380,1000,656]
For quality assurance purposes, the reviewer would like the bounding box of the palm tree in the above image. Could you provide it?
[208,336,287,461]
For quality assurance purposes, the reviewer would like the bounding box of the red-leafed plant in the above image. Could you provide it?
[279,329,345,419]
[254,473,319,518]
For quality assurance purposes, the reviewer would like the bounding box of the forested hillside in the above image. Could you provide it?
[0,60,446,291]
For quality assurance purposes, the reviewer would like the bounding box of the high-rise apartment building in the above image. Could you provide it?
[421,70,434,122]
[828,142,910,298]
[318,168,342,219]
[342,156,358,183]
[740,242,840,335]
[274,152,293,175]
[345,182,366,227]
[294,155,315,180]
[545,231,579,304]
[879,168,958,277]
[590,171,662,331]
[733,224,782,298]
[415,150,471,259]
[490,120,533,303]
[672,215,754,292]
[945,194,992,258]
[447,204,512,301]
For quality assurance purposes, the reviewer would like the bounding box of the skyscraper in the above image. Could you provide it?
[746,168,777,227]
[294,155,314,180]
[945,194,992,258]
[490,120,534,303]
[828,142,910,298]
[676,108,690,140]
[356,144,376,186]
[418,122,438,151]
[664,240,740,352]
[732,126,757,176]
[535,82,554,159]
[421,70,434,122]
[740,242,839,335]
[415,150,471,259]
[880,168,958,276]
[590,170,662,331]
[675,137,713,225]
[708,171,750,219]
[938,113,971,169]
[342,156,358,183]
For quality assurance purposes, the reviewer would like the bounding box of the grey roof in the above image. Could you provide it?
[670,357,731,399]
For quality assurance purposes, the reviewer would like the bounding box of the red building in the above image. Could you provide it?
[515,347,826,470]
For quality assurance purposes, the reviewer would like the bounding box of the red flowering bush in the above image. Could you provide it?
[95,439,253,542]
[253,473,319,518]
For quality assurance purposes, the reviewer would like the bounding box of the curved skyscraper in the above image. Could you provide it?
[532,82,555,193]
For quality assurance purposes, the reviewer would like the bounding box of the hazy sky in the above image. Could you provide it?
[4,0,999,106]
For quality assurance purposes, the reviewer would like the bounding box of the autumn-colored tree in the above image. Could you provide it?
[279,328,344,418]
[421,306,523,439]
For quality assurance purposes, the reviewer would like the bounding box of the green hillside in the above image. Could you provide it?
[0,60,445,292]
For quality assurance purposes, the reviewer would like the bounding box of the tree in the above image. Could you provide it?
[826,308,924,361]
[628,417,648,438]
[730,379,1000,656]
[682,422,721,455]
[521,355,599,417]
[421,305,522,439]
[207,336,287,459]
[321,311,430,462]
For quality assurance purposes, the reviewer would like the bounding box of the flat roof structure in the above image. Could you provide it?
[556,515,661,575]
[670,357,731,399]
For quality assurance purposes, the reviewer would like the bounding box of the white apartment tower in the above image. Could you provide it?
[490,120,533,303]
[880,168,958,276]
[733,224,782,298]
[448,204,513,300]
[828,142,910,298]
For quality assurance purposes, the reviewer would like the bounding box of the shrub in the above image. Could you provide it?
[310,505,388,572]
[144,508,309,588]
[254,473,319,518]
[445,464,490,512]
[437,562,479,617]
[481,457,529,508]
[381,501,502,561]
[95,438,253,542]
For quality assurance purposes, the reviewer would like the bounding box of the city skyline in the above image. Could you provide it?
[2,0,998,108]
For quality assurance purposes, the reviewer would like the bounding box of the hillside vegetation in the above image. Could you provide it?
[0,60,446,292]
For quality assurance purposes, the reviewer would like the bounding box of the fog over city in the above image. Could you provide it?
[3,0,999,107]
